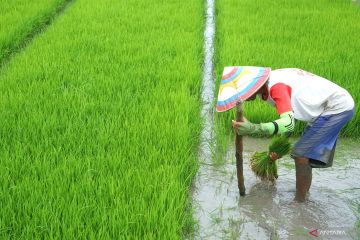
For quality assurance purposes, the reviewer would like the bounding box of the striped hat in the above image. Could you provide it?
[216,66,271,112]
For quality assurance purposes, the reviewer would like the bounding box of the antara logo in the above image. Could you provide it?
[308,229,319,237]
[307,228,347,237]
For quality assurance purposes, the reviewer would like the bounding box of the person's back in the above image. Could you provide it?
[268,68,354,122]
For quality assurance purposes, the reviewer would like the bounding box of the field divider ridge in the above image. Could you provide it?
[0,0,74,70]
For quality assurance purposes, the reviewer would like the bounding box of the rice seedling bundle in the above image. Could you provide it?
[250,136,291,182]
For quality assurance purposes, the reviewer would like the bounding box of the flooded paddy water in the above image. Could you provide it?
[193,137,360,239]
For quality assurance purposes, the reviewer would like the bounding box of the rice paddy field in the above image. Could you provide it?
[1,0,360,239]
[0,0,203,238]
[0,0,70,64]
[215,0,360,138]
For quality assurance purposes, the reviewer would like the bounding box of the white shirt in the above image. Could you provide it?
[267,68,354,123]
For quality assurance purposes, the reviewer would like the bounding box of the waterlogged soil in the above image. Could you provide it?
[193,137,360,239]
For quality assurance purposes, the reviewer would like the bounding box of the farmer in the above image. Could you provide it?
[222,67,354,202]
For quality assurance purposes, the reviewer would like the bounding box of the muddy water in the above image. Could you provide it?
[193,137,360,239]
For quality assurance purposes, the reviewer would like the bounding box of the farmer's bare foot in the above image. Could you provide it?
[294,193,306,202]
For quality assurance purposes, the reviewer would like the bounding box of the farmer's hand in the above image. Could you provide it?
[232,119,259,136]
[269,152,279,161]
[232,120,242,134]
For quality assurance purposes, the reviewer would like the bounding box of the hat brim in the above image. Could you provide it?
[216,66,271,112]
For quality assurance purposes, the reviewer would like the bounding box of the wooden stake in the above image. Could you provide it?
[236,101,246,196]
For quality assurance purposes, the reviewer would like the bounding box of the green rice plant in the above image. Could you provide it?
[0,0,71,65]
[215,0,360,139]
[0,0,203,238]
[250,136,291,182]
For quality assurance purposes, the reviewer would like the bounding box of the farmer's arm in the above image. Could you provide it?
[234,111,294,136]
[234,83,294,136]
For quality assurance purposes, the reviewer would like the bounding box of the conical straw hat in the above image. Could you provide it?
[216,66,271,112]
